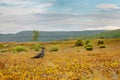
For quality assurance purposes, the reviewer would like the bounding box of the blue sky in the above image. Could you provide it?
[0,0,120,33]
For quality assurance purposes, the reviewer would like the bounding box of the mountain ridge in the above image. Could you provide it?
[0,29,119,42]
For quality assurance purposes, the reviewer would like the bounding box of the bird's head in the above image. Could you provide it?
[42,47,45,49]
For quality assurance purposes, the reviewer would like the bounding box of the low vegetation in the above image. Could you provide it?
[97,39,104,45]
[99,44,106,48]
[33,44,42,51]
[97,38,106,48]
[0,49,7,53]
[75,39,84,47]
[0,38,120,80]
[50,46,59,52]
[85,39,90,45]
[84,43,93,51]
[13,46,27,53]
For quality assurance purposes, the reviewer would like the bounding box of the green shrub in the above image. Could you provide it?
[33,44,41,51]
[99,44,106,48]
[85,39,90,45]
[84,44,93,51]
[50,46,59,52]
[97,40,104,45]
[0,44,4,49]
[13,46,27,53]
[0,43,10,49]
[0,49,7,53]
[75,39,84,47]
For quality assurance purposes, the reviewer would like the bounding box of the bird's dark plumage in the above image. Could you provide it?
[32,47,45,59]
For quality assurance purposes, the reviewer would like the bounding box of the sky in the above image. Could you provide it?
[0,0,120,34]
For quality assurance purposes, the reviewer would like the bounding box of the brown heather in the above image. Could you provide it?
[0,38,120,80]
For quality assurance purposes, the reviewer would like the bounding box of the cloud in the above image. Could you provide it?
[87,25,120,30]
[65,8,72,11]
[0,12,120,33]
[0,0,31,6]
[0,0,56,7]
[0,0,55,15]
[0,23,36,34]
[0,7,44,15]
[96,4,119,10]
[0,0,120,33]
[103,25,120,30]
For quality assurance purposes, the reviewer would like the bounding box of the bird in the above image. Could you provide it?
[32,47,45,59]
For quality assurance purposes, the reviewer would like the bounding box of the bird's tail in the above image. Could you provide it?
[30,56,35,59]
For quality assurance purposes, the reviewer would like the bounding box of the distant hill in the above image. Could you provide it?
[0,30,105,42]
[83,29,120,39]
